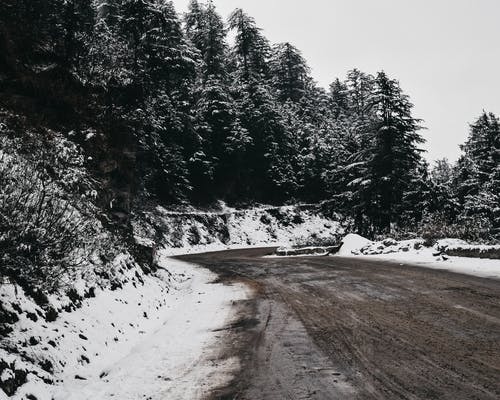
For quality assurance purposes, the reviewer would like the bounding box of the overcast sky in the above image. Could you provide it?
[173,0,500,164]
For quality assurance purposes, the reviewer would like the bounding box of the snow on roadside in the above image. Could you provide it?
[336,234,500,280]
[336,234,372,256]
[134,204,345,256]
[355,250,500,280]
[2,253,247,400]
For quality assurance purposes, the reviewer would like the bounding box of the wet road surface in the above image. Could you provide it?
[179,248,500,400]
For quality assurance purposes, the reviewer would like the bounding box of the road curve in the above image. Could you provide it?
[178,248,500,400]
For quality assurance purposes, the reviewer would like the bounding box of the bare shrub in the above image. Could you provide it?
[0,138,99,292]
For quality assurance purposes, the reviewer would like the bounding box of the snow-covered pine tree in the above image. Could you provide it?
[347,71,425,234]
[184,1,251,200]
[291,83,337,201]
[329,78,350,119]
[345,69,375,118]
[228,8,270,81]
[184,0,205,49]
[270,42,310,103]
[431,158,453,186]
[186,0,227,79]
[226,8,288,201]
[232,78,295,201]
[427,158,459,222]
[461,112,500,185]
[99,0,199,203]
[454,112,500,237]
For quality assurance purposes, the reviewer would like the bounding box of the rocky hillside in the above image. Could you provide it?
[133,203,347,255]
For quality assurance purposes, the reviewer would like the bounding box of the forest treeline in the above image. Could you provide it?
[0,0,498,239]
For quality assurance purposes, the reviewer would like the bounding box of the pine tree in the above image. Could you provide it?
[232,78,292,201]
[185,1,251,199]
[192,75,246,200]
[431,158,453,185]
[345,69,375,118]
[184,0,205,47]
[185,1,227,79]
[427,158,458,220]
[287,83,336,201]
[461,112,500,185]
[329,78,349,119]
[270,42,310,102]
[118,0,183,90]
[454,112,500,236]
[227,8,290,201]
[347,71,425,234]
[400,160,432,226]
[228,9,270,81]
[97,0,199,202]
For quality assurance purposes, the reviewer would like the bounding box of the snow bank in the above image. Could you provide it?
[362,249,500,280]
[337,234,373,256]
[335,235,500,280]
[1,254,247,399]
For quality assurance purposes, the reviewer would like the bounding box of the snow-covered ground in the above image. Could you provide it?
[336,234,500,280]
[1,253,247,400]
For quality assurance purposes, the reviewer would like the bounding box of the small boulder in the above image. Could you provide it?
[382,238,398,247]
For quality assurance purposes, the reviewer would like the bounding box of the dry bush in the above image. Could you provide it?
[0,130,101,292]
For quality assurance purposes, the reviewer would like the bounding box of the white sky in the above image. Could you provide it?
[173,0,500,163]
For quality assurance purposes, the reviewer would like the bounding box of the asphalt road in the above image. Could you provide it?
[178,248,500,400]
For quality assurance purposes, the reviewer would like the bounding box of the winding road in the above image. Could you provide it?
[179,248,500,400]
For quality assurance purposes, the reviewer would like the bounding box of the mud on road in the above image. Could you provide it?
[179,248,500,400]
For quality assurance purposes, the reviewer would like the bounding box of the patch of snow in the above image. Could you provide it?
[436,239,500,252]
[0,369,14,382]
[84,129,97,141]
[360,250,500,280]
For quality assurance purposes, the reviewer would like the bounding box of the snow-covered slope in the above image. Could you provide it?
[0,254,246,400]
[134,204,345,256]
